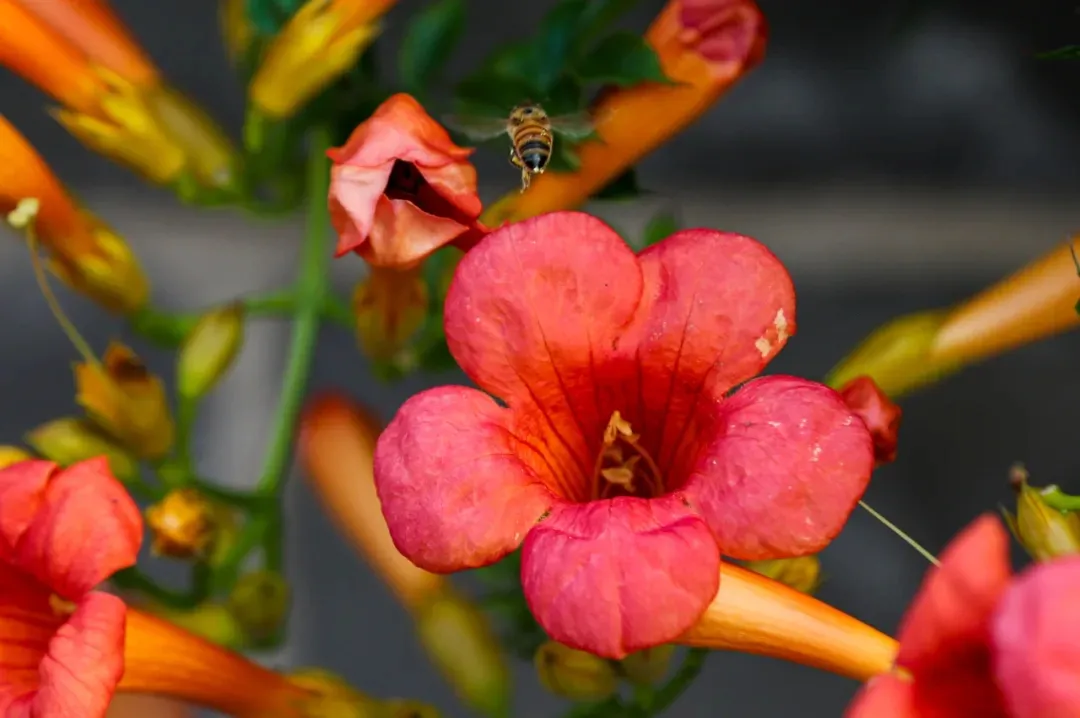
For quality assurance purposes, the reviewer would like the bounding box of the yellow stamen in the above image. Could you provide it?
[592,411,663,500]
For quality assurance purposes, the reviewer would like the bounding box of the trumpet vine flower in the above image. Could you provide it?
[374,211,874,658]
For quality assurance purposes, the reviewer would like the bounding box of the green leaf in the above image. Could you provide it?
[1037,45,1080,60]
[573,0,641,54]
[592,168,641,201]
[245,0,302,35]
[397,0,467,97]
[642,210,680,247]
[531,0,591,93]
[575,31,672,86]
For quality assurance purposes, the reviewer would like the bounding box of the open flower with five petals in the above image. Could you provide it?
[374,211,874,658]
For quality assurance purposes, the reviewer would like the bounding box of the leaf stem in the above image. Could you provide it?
[1039,486,1080,512]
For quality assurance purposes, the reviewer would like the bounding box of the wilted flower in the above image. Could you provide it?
[482,0,766,225]
[74,341,175,459]
[353,266,430,360]
[534,641,619,702]
[248,0,391,119]
[846,515,1080,717]
[0,458,141,718]
[145,488,218,559]
[328,93,488,269]
[1,115,149,313]
[836,376,902,466]
[374,211,874,658]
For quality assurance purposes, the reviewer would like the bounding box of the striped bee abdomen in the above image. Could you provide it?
[513,124,551,172]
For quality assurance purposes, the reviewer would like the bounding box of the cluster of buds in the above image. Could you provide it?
[534,641,677,703]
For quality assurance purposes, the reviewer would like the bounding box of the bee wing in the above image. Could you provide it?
[548,107,617,141]
[442,115,509,142]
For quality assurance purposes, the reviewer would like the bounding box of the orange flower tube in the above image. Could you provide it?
[679,562,898,681]
[120,608,313,718]
[481,0,767,226]
[828,238,1080,398]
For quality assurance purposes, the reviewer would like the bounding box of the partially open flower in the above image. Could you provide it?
[375,211,874,658]
[1,115,149,313]
[0,458,142,717]
[481,0,766,226]
[328,93,487,269]
[837,376,902,466]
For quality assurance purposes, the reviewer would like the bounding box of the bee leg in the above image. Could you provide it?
[508,148,524,168]
[520,170,531,193]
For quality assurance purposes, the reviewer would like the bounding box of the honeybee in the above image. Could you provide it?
[445,102,599,192]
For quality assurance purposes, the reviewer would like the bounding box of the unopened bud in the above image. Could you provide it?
[353,267,429,361]
[288,667,377,718]
[151,601,246,649]
[227,570,290,643]
[1006,465,1080,562]
[177,303,245,400]
[620,644,675,686]
[25,417,139,485]
[0,446,33,470]
[534,641,618,703]
[743,555,823,594]
[414,589,511,718]
[145,488,217,559]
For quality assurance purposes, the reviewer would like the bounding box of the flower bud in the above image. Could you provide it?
[149,601,246,649]
[25,417,139,485]
[534,641,618,703]
[353,267,429,362]
[177,303,245,400]
[288,667,379,717]
[145,488,217,559]
[413,588,511,718]
[375,699,442,718]
[1006,465,1080,562]
[742,555,823,595]
[620,644,675,686]
[74,342,175,458]
[220,0,256,64]
[47,212,150,314]
[0,445,33,469]
[227,570,291,644]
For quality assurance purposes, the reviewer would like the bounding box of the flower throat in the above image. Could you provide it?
[590,411,664,500]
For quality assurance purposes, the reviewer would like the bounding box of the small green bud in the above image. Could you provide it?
[25,417,139,485]
[742,555,823,594]
[177,302,244,400]
[620,644,675,686]
[1006,465,1080,562]
[534,641,618,703]
[152,601,246,648]
[227,569,291,643]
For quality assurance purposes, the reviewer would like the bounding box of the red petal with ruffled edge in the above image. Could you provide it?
[0,460,52,557]
[992,556,1080,718]
[0,458,141,599]
[681,375,874,559]
[374,386,556,572]
[520,495,720,659]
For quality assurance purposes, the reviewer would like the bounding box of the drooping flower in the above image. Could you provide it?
[481,0,767,226]
[845,514,1080,717]
[0,115,149,313]
[0,458,142,717]
[828,237,1080,399]
[328,93,487,269]
[837,375,902,466]
[374,211,875,658]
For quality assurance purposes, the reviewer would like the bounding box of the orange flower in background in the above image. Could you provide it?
[328,93,488,269]
[828,238,1080,399]
[1,114,149,313]
[481,0,767,226]
[0,0,237,194]
[0,458,141,717]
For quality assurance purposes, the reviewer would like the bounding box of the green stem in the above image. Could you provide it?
[111,566,202,610]
[642,649,708,716]
[1040,486,1080,512]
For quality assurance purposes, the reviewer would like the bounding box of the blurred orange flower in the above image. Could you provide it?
[481,0,767,226]
[0,114,149,312]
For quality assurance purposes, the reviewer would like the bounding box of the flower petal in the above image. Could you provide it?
[0,560,60,713]
[992,556,1080,718]
[364,196,472,268]
[329,161,395,256]
[838,376,902,465]
[374,386,556,572]
[845,674,918,718]
[0,460,53,557]
[896,514,1011,673]
[13,458,142,598]
[626,230,796,472]
[443,211,644,487]
[32,592,126,718]
[520,495,720,659]
[681,376,873,559]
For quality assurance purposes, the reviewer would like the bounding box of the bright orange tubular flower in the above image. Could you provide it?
[482,0,767,226]
[0,458,142,717]
[329,93,488,269]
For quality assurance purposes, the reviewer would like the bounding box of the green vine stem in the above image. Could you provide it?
[1038,485,1080,512]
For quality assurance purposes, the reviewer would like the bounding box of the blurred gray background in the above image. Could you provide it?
[3,0,1080,716]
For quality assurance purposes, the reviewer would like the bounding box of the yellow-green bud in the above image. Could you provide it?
[151,601,246,649]
[288,668,377,718]
[534,641,618,703]
[620,644,675,686]
[25,417,139,485]
[742,555,823,594]
[413,588,511,718]
[1006,465,1080,562]
[227,569,291,643]
[177,302,245,400]
[374,699,442,718]
[0,445,34,469]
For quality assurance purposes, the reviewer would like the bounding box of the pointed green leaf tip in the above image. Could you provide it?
[1037,45,1080,60]
[643,210,680,247]
[575,31,672,87]
[398,0,467,97]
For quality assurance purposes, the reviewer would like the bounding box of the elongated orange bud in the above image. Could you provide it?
[298,392,445,610]
[678,562,898,681]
